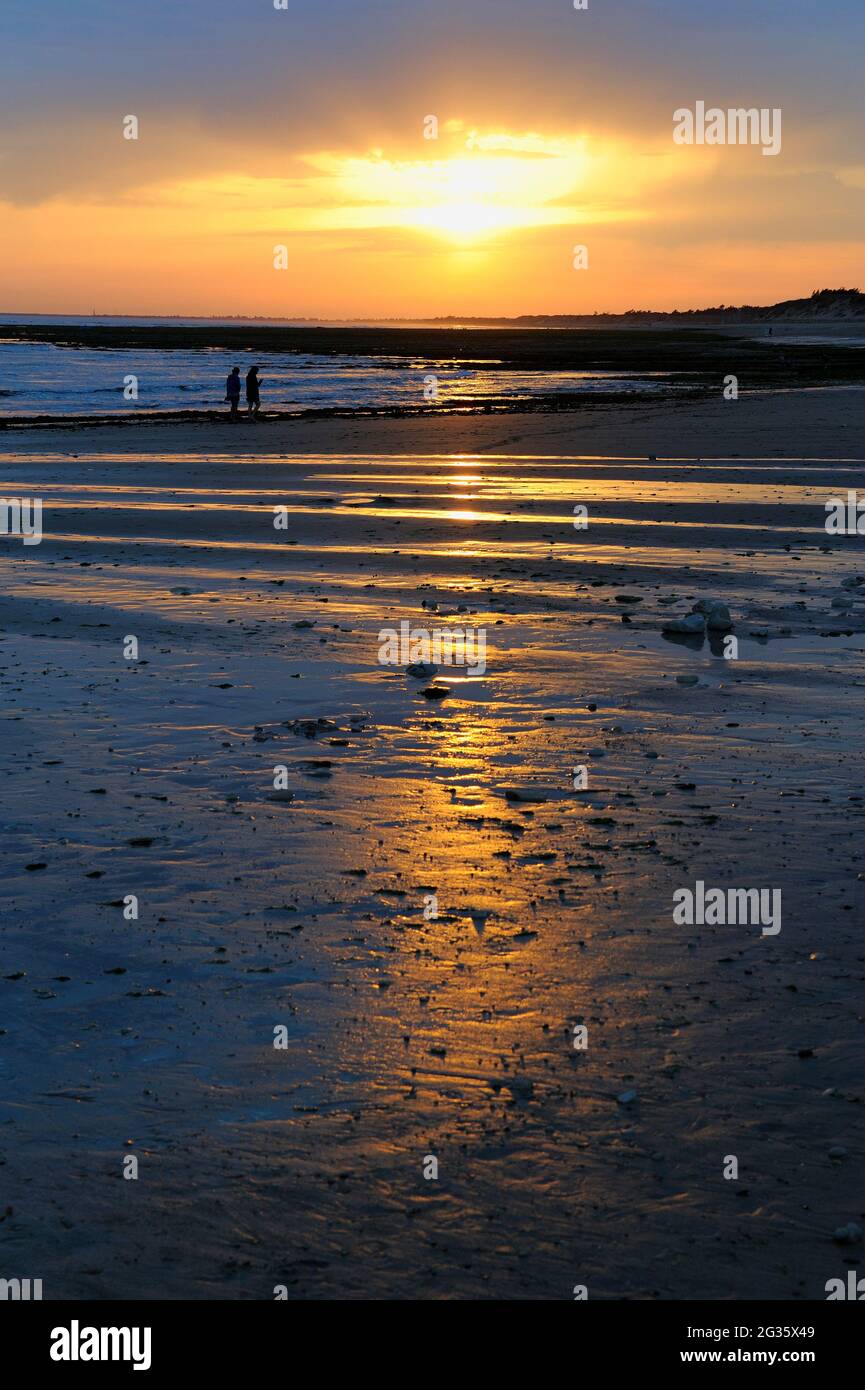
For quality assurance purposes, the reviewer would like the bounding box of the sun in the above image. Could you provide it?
[392,151,583,244]
[401,200,550,242]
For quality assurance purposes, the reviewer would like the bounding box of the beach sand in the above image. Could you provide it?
[1,388,864,1300]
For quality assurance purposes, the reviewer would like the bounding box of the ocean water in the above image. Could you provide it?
[0,334,674,417]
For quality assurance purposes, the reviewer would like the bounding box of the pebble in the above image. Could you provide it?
[663,613,706,634]
[504,787,551,803]
[706,604,733,631]
[832,1222,863,1245]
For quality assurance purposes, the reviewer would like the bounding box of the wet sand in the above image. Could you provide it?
[1,390,864,1300]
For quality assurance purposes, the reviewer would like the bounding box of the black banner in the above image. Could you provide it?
[4,1300,861,1376]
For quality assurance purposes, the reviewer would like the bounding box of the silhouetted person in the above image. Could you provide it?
[225,367,241,420]
[246,366,262,418]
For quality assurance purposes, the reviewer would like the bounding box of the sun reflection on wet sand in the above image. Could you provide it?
[1,444,863,1298]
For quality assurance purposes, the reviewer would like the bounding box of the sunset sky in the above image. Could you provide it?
[1,0,863,317]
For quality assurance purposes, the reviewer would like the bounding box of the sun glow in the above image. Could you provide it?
[303,135,612,244]
[400,202,555,240]
[127,129,673,259]
[8,116,832,318]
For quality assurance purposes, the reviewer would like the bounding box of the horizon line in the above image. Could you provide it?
[1,287,861,325]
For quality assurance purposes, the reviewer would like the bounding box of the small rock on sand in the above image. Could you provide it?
[706,604,733,631]
[663,613,706,634]
[504,787,551,803]
[833,1222,863,1245]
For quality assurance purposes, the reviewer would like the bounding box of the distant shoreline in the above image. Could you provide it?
[2,286,863,327]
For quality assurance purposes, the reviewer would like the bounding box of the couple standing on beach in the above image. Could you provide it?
[225,365,261,420]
